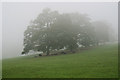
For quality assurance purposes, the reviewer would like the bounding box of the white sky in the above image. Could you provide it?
[2,2,118,58]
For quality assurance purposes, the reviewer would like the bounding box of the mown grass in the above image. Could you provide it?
[2,44,118,78]
[0,60,2,79]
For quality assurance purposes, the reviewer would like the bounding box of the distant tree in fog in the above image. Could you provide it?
[22,8,111,55]
[92,21,110,45]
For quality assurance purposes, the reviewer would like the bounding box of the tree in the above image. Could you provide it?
[69,13,96,47]
[92,21,110,45]
[51,14,79,52]
[22,8,111,55]
[23,8,59,55]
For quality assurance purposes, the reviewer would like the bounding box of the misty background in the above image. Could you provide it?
[2,2,118,59]
[0,2,2,60]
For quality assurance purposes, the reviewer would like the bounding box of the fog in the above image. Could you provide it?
[0,2,2,60]
[2,2,118,59]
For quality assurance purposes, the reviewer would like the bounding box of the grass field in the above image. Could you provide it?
[2,44,118,78]
[0,60,1,79]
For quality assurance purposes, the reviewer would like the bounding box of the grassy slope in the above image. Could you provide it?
[0,60,1,79]
[2,44,118,78]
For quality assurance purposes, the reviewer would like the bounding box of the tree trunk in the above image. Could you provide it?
[46,45,50,56]
[70,46,73,52]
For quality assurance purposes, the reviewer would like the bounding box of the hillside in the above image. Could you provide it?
[2,44,118,78]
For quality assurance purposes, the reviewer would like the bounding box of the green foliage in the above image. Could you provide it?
[23,8,111,55]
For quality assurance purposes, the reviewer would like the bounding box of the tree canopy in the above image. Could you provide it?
[22,8,112,55]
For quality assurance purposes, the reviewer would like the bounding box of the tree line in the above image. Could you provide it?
[22,8,113,55]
